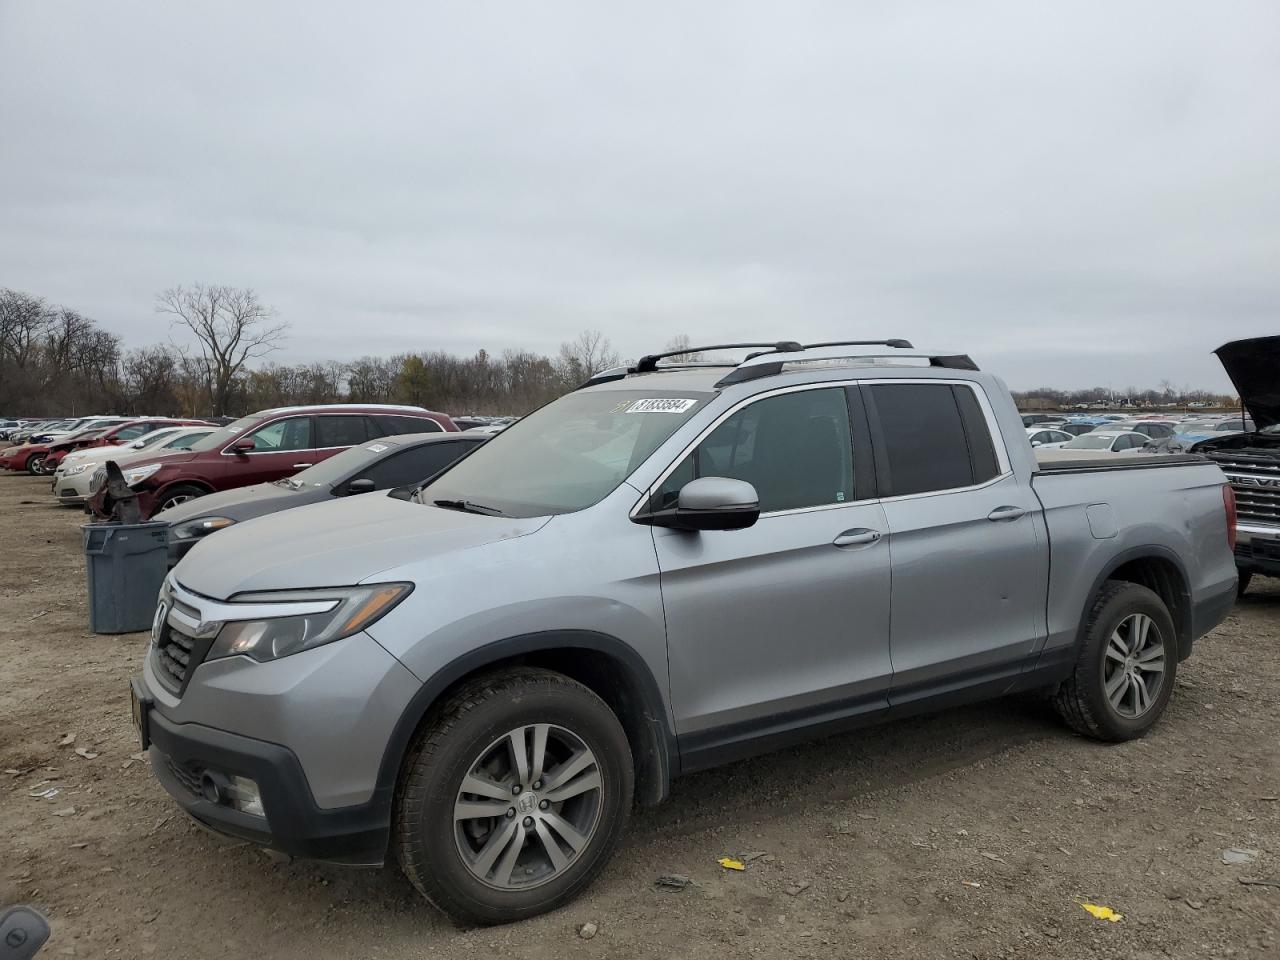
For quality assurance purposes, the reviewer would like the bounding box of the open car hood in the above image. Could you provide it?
[1215,336,1280,430]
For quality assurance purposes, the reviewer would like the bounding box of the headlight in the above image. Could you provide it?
[206,583,413,662]
[65,463,92,476]
[123,463,163,486]
[172,516,236,540]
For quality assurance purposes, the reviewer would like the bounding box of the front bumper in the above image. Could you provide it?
[1235,523,1280,577]
[51,469,94,504]
[141,697,392,864]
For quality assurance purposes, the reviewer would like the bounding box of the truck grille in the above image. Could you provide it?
[1222,474,1280,525]
[153,625,196,693]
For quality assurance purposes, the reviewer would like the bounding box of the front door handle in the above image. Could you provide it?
[833,528,882,548]
[987,505,1026,522]
[292,463,312,470]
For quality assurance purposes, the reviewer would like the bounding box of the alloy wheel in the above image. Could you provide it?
[160,493,196,510]
[1102,613,1166,718]
[453,723,603,890]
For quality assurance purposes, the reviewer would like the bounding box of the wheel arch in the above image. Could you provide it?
[379,630,676,812]
[152,477,215,506]
[1083,546,1193,659]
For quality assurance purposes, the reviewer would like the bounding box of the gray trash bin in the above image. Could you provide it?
[82,522,169,634]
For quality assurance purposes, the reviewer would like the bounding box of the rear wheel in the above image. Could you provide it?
[395,668,633,925]
[1053,581,1177,741]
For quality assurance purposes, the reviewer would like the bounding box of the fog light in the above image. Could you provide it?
[225,775,265,818]
[200,771,228,804]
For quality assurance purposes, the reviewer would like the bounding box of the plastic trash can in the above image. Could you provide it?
[82,522,169,634]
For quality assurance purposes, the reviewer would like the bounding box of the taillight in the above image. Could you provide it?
[1223,483,1237,552]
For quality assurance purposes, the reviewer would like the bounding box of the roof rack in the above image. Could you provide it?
[575,338,978,391]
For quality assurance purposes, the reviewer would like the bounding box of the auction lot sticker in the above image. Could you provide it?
[625,398,698,414]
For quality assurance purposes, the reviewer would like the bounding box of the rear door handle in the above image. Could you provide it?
[987,505,1026,522]
[833,528,882,547]
[292,463,312,470]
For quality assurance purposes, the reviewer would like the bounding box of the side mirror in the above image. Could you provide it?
[1030,440,1042,447]
[635,476,760,531]
[230,439,255,455]
[346,477,376,495]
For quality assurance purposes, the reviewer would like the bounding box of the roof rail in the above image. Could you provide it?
[633,342,803,373]
[574,338,976,391]
[715,342,976,386]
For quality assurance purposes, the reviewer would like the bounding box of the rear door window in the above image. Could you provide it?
[652,387,855,513]
[865,383,1001,497]
[315,415,370,448]
[376,414,444,435]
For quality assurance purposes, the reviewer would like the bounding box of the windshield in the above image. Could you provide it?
[1065,435,1116,449]
[129,429,178,450]
[161,429,212,450]
[188,415,262,452]
[287,440,394,488]
[423,389,713,517]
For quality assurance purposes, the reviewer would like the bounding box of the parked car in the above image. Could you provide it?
[25,415,126,445]
[132,339,1236,924]
[156,432,487,565]
[1191,337,1280,595]
[51,426,216,506]
[1026,427,1074,448]
[1,420,132,475]
[1020,413,1061,427]
[90,404,458,519]
[43,417,210,472]
[1056,422,1097,437]
[1060,430,1153,454]
[1094,420,1177,440]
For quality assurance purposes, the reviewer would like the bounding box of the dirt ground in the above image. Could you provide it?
[1,472,1277,960]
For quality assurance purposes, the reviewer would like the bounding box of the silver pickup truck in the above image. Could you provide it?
[129,340,1238,925]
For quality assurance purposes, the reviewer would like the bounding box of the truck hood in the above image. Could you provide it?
[171,492,550,599]
[1215,336,1280,430]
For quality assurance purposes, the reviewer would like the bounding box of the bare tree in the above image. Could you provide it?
[157,284,287,415]
[0,288,50,368]
[662,334,704,363]
[555,329,621,383]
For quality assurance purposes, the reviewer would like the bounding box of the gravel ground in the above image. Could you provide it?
[1,472,1277,959]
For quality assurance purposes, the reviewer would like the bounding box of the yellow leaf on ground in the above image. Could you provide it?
[1079,902,1123,922]
[717,857,745,871]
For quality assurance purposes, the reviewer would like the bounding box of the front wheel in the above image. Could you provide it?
[26,454,47,476]
[395,668,633,925]
[152,484,206,516]
[1053,581,1177,741]
[1238,571,1253,597]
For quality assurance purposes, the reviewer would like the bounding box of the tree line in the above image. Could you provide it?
[1,286,624,418]
[3,284,1237,419]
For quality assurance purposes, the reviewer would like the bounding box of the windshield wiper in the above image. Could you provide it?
[432,498,505,517]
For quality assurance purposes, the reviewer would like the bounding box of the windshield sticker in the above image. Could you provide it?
[365,443,389,453]
[624,398,698,414]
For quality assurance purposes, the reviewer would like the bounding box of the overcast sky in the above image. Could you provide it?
[2,2,1277,391]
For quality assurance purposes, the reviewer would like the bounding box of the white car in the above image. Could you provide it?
[1026,427,1074,449]
[52,426,215,505]
[1060,430,1153,454]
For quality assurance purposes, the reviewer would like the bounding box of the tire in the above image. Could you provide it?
[1053,581,1177,741]
[152,484,205,516]
[1238,571,1253,598]
[26,454,47,476]
[395,668,634,925]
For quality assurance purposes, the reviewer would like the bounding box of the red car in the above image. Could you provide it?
[89,404,458,519]
[0,420,133,475]
[43,418,212,472]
